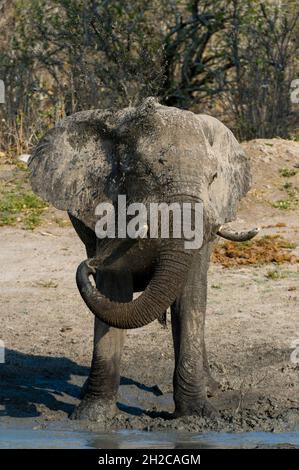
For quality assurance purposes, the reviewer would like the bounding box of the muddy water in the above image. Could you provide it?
[0,423,298,449]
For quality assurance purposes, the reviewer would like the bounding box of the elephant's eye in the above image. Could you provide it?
[209,172,218,184]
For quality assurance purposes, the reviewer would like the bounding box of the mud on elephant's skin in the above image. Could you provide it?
[29,98,258,421]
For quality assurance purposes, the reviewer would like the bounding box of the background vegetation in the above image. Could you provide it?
[0,0,298,153]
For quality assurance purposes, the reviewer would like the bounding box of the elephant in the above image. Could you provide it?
[28,97,258,421]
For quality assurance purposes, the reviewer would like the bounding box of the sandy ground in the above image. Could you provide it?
[0,138,299,434]
[0,223,298,433]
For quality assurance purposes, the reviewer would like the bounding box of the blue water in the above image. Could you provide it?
[0,425,298,449]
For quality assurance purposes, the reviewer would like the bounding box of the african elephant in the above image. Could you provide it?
[29,98,258,421]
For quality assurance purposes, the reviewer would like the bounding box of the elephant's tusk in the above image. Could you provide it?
[217,226,260,242]
[136,224,148,239]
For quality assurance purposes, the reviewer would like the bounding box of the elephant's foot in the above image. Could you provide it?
[71,395,117,422]
[79,378,89,399]
[174,398,218,419]
[206,375,221,397]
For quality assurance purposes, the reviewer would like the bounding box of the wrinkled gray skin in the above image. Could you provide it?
[29,98,251,420]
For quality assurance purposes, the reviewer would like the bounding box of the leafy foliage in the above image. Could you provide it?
[222,0,299,139]
[0,0,298,153]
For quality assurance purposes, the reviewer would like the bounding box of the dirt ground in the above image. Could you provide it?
[0,138,298,433]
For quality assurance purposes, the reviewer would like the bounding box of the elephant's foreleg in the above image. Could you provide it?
[203,339,221,397]
[171,243,217,417]
[72,271,132,421]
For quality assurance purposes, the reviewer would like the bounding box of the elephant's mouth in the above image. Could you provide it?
[76,223,259,329]
[76,238,193,329]
[87,238,138,270]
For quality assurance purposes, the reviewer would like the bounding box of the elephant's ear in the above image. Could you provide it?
[197,114,251,226]
[28,110,114,230]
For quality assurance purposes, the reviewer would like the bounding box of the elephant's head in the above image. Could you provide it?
[29,98,252,329]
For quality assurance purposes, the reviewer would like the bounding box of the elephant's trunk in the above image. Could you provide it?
[76,242,192,329]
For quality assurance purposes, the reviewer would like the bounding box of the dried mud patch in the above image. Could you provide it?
[212,235,298,267]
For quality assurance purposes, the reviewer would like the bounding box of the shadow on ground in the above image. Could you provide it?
[0,349,170,420]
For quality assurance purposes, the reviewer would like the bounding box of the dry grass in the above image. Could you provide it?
[212,235,298,268]
[0,157,70,230]
[0,180,48,229]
